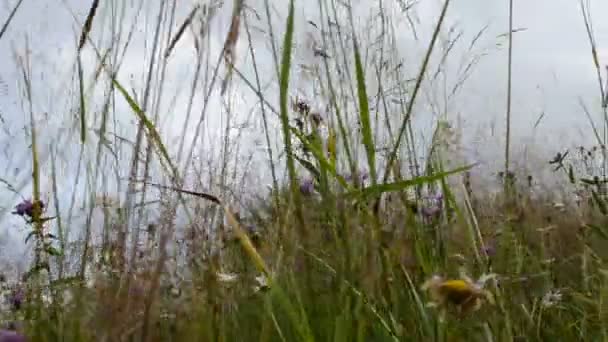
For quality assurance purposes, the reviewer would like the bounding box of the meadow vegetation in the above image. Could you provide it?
[1,0,608,341]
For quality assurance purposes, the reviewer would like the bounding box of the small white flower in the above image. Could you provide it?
[253,274,270,293]
[170,286,181,298]
[42,292,53,306]
[160,311,176,320]
[541,289,563,308]
[474,273,498,289]
[216,272,238,283]
[541,258,556,265]
[537,225,556,233]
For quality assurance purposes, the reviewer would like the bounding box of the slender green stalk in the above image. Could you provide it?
[504,0,514,191]
[278,0,305,233]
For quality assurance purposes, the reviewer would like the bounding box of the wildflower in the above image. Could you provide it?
[3,322,20,332]
[421,272,496,315]
[449,253,467,264]
[253,274,270,293]
[0,330,26,342]
[216,272,238,283]
[541,258,556,265]
[343,170,369,187]
[170,286,181,298]
[293,98,311,115]
[421,192,443,221]
[481,244,496,258]
[12,199,44,218]
[299,178,315,195]
[310,112,323,126]
[160,311,176,320]
[8,288,24,311]
[540,289,562,308]
[246,224,262,247]
[537,225,556,233]
[421,205,441,219]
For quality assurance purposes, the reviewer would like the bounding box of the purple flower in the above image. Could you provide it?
[481,244,496,257]
[421,192,443,220]
[9,288,24,311]
[360,171,369,181]
[421,205,441,218]
[310,113,323,126]
[343,170,369,187]
[299,178,315,195]
[245,224,257,235]
[12,199,44,218]
[0,330,26,342]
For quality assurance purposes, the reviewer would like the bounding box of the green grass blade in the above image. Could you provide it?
[293,154,320,180]
[77,54,86,143]
[279,0,307,234]
[111,77,175,175]
[279,0,298,191]
[353,39,376,185]
[348,164,475,199]
[290,126,351,190]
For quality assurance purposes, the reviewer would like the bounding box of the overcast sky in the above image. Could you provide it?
[0,0,607,271]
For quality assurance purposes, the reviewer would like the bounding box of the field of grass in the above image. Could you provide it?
[1,0,608,341]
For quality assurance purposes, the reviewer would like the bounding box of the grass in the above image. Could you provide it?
[1,0,608,341]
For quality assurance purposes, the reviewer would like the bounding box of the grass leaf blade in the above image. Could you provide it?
[349,164,475,199]
[353,39,377,184]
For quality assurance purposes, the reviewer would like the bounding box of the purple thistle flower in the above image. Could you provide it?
[299,178,315,195]
[421,191,444,220]
[343,169,369,187]
[12,200,32,217]
[3,323,18,332]
[0,330,26,342]
[310,112,323,126]
[12,199,44,218]
[481,244,496,257]
[9,288,24,311]
[421,205,441,218]
[360,171,369,181]
[245,224,257,235]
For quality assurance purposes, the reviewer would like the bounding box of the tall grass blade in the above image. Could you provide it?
[78,0,100,51]
[111,77,174,175]
[350,164,475,199]
[220,0,244,95]
[165,4,200,59]
[353,39,377,185]
[77,55,86,143]
[279,0,305,228]
[0,0,24,42]
[504,0,514,189]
